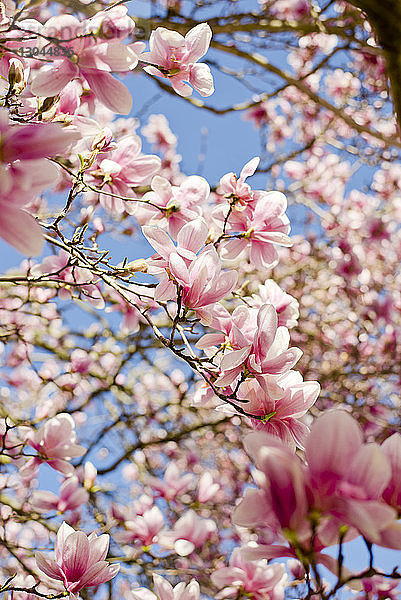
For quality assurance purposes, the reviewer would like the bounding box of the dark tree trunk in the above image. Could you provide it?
[348,0,401,134]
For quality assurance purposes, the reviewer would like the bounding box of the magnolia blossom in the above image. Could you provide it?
[87,5,134,40]
[143,219,237,316]
[218,157,260,208]
[20,413,86,478]
[30,15,141,113]
[0,109,79,254]
[159,509,216,556]
[250,280,299,328]
[211,547,287,600]
[132,574,199,600]
[208,304,302,388]
[85,135,161,214]
[214,191,292,269]
[142,114,177,151]
[36,522,119,594]
[34,250,105,309]
[147,462,194,501]
[136,175,209,238]
[197,472,220,503]
[141,23,214,97]
[30,476,89,513]
[305,411,400,547]
[232,411,401,560]
[235,371,320,450]
[115,506,164,547]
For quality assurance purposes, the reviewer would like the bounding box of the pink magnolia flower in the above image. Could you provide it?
[232,432,310,536]
[0,109,79,255]
[250,280,299,328]
[116,506,164,547]
[147,462,194,501]
[30,476,89,513]
[34,250,104,309]
[235,371,320,450]
[214,191,292,269]
[87,6,134,41]
[141,23,214,97]
[218,157,260,209]
[36,522,119,594]
[137,175,209,238]
[142,114,177,151]
[233,411,401,564]
[211,304,302,388]
[30,15,141,113]
[305,411,398,546]
[143,219,237,316]
[197,472,220,503]
[356,575,400,600]
[70,349,93,374]
[85,136,161,214]
[381,433,401,511]
[20,413,86,478]
[211,547,287,600]
[132,574,199,600]
[159,509,216,556]
[267,0,311,20]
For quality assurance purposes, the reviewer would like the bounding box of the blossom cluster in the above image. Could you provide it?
[0,1,400,600]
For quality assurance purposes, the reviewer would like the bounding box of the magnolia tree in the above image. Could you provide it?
[0,0,401,599]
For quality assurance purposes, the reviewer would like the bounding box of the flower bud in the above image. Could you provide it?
[8,58,25,94]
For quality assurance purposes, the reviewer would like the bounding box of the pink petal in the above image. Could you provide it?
[195,333,225,349]
[377,520,401,549]
[169,252,190,285]
[74,561,119,590]
[124,155,161,185]
[62,531,90,580]
[177,218,208,253]
[0,204,43,256]
[56,522,76,564]
[231,488,272,528]
[189,63,214,96]
[181,580,200,600]
[131,588,157,600]
[87,535,110,566]
[35,552,65,581]
[347,444,391,498]
[155,278,176,302]
[240,157,260,181]
[80,42,138,72]
[259,348,303,375]
[220,347,251,371]
[254,304,277,359]
[185,24,212,62]
[142,226,175,259]
[83,69,132,114]
[170,77,193,97]
[153,574,174,600]
[340,498,396,543]
[211,566,245,588]
[30,60,79,97]
[204,270,237,304]
[305,410,363,480]
[222,237,247,260]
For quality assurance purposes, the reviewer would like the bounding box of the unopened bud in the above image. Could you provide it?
[117,259,148,276]
[38,96,59,114]
[8,58,25,94]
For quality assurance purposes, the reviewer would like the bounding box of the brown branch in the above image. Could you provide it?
[347,0,401,133]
